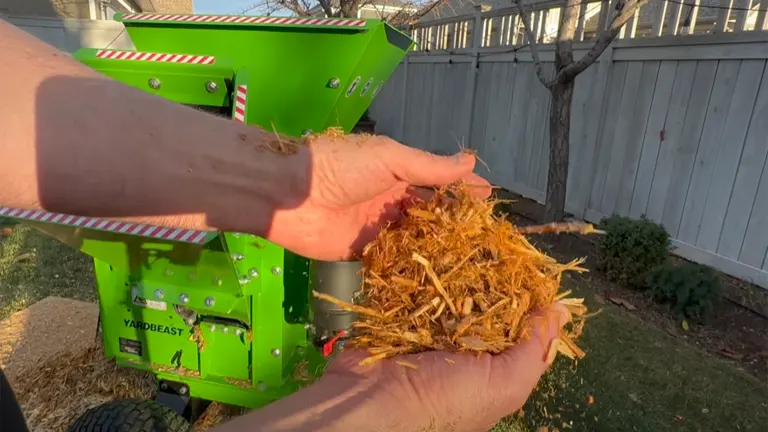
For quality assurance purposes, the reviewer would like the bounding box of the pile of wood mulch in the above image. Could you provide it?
[314,184,602,366]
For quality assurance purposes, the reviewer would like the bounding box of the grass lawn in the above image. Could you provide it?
[2,224,767,431]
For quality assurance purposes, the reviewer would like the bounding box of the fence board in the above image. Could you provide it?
[698,60,766,252]
[645,61,696,223]
[402,64,435,148]
[601,63,644,216]
[481,63,518,186]
[670,60,720,242]
[671,60,737,242]
[470,64,494,154]
[614,61,661,216]
[517,64,544,185]
[628,61,678,219]
[589,62,629,210]
[740,157,768,269]
[511,63,534,186]
[719,65,768,260]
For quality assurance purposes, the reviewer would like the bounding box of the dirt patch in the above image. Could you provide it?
[495,191,768,381]
[0,296,99,380]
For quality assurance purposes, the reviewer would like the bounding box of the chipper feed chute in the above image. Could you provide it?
[1,12,413,416]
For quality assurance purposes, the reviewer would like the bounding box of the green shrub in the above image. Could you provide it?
[643,262,722,320]
[597,214,670,286]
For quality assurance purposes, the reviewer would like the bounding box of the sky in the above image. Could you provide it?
[194,0,292,15]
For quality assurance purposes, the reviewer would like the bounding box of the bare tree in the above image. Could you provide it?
[514,0,646,222]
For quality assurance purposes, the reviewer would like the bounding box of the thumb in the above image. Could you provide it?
[385,143,477,186]
[489,304,571,404]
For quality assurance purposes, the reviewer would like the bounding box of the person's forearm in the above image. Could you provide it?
[0,20,307,235]
[212,374,411,432]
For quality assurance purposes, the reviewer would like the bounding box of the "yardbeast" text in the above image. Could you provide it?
[123,319,185,336]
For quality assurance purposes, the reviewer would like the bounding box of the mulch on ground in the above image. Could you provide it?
[0,297,238,431]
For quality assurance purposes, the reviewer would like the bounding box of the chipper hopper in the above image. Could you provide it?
[1,12,412,431]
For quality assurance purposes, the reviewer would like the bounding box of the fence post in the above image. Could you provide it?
[465,5,488,149]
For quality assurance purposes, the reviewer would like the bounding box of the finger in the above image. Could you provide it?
[385,143,477,186]
[489,304,571,399]
[460,172,493,199]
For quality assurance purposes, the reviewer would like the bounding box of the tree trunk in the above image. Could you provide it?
[339,0,360,17]
[544,78,575,222]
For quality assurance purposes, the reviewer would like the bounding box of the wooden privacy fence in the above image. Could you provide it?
[369,1,768,289]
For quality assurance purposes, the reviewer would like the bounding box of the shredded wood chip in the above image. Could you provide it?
[314,183,595,365]
[545,338,560,365]
[395,360,420,369]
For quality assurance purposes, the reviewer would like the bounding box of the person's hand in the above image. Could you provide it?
[318,304,570,432]
[268,134,491,261]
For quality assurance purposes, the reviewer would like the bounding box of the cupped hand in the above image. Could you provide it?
[320,305,571,432]
[269,134,491,261]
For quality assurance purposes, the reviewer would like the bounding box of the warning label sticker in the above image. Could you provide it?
[132,286,167,311]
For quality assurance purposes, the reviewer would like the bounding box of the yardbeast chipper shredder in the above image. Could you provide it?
[1,12,412,431]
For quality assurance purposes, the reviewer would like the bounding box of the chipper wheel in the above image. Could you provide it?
[68,399,191,432]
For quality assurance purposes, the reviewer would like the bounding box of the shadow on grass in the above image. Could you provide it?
[0,224,96,321]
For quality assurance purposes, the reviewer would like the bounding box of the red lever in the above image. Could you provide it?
[322,330,349,357]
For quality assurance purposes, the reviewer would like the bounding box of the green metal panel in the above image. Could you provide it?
[75,49,235,107]
[4,14,413,409]
[199,321,250,381]
[107,13,413,135]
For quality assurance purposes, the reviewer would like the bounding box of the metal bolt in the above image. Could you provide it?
[179,293,190,304]
[235,329,243,336]
[296,346,305,355]
[154,289,164,300]
[204,296,215,307]
[257,382,268,392]
[272,266,281,276]
[238,275,249,285]
[213,277,222,287]
[179,386,188,395]
[271,348,281,357]
[160,382,168,390]
[327,77,341,88]
[301,129,313,137]
[337,341,346,351]
[205,80,218,93]
[232,253,244,261]
[148,77,161,89]
[248,268,259,278]
[222,327,229,333]
[210,324,216,332]
[188,272,197,280]
[164,268,174,276]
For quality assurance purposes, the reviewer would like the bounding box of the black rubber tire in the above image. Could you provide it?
[68,399,191,432]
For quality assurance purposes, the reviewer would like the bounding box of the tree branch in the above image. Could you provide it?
[557,0,647,80]
[317,0,335,17]
[513,0,555,88]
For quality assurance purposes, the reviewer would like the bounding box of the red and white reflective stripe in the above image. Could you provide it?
[121,13,366,27]
[0,207,211,244]
[233,85,247,123]
[96,50,216,65]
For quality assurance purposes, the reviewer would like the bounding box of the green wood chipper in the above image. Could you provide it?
[1,12,412,431]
